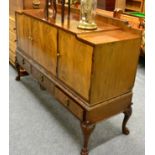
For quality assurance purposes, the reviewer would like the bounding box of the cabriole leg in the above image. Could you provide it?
[81,121,96,155]
[122,106,132,135]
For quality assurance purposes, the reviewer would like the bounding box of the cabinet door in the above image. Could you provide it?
[31,19,57,76]
[16,14,32,57]
[58,30,93,100]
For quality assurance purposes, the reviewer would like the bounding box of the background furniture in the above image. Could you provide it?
[9,0,45,66]
[96,8,145,56]
[15,8,141,155]
[97,0,145,13]
[125,0,145,12]
[97,0,116,11]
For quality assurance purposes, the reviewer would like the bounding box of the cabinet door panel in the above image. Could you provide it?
[31,19,57,76]
[58,30,93,100]
[16,14,32,57]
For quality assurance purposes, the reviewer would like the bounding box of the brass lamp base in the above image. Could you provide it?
[78,22,97,30]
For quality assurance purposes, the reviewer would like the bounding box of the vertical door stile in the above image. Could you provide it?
[56,29,60,77]
[29,17,32,57]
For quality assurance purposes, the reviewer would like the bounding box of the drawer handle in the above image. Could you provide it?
[13,27,16,31]
[65,98,70,107]
[22,59,25,65]
[40,76,44,82]
[28,36,33,41]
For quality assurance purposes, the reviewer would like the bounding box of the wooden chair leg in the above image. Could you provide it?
[61,0,65,23]
[81,121,96,155]
[53,0,57,15]
[122,106,132,135]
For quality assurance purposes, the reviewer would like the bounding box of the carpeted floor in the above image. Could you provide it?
[9,62,145,155]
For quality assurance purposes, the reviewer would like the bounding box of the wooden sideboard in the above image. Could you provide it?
[9,0,45,66]
[15,8,141,155]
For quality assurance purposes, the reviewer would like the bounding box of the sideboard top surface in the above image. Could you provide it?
[16,9,119,33]
[77,29,139,45]
[16,9,140,46]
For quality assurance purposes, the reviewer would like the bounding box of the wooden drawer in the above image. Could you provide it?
[17,53,31,73]
[31,67,55,94]
[55,87,84,120]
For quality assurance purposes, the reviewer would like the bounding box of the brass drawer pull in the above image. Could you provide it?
[22,59,25,65]
[65,98,70,107]
[28,36,33,41]
[40,76,44,82]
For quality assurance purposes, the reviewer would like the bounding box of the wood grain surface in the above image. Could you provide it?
[89,38,141,105]
[58,29,93,100]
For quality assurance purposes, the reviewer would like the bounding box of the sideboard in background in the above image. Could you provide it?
[9,0,45,66]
